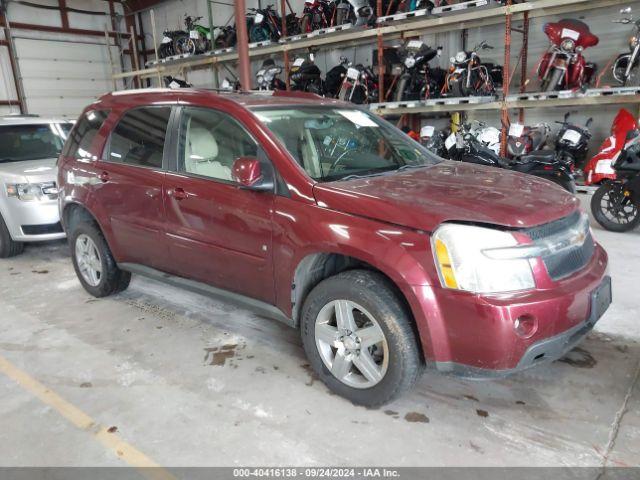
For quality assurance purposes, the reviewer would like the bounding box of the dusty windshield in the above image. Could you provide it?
[0,123,71,163]
[252,106,441,181]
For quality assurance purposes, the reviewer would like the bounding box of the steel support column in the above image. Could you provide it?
[518,11,529,123]
[235,0,251,90]
[281,0,290,90]
[500,0,513,157]
[376,0,384,102]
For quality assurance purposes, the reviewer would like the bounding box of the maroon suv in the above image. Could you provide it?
[58,89,611,406]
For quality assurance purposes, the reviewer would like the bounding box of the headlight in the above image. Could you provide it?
[5,182,58,201]
[405,57,416,68]
[257,75,264,84]
[561,39,576,52]
[630,36,639,48]
[455,52,467,63]
[432,224,535,293]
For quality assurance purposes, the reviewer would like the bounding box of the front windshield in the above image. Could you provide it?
[0,123,71,163]
[252,106,441,181]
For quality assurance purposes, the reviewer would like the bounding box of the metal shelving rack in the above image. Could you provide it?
[113,0,640,144]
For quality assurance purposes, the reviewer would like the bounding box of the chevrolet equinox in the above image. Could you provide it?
[58,89,611,406]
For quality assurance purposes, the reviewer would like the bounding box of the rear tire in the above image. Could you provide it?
[0,214,24,258]
[69,221,131,297]
[591,182,640,232]
[300,270,423,407]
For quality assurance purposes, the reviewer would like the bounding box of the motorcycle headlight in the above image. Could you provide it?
[561,39,576,52]
[257,75,264,84]
[455,52,467,63]
[6,182,58,201]
[630,36,639,48]
[405,57,416,68]
[432,224,535,294]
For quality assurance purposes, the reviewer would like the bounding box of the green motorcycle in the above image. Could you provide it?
[178,15,218,55]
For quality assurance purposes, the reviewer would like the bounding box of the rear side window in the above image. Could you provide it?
[107,106,171,169]
[63,110,108,159]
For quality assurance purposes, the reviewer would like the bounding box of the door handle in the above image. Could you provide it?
[98,171,110,183]
[169,187,188,201]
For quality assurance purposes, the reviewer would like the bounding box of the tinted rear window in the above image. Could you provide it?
[63,110,108,159]
[0,123,69,163]
[107,107,171,169]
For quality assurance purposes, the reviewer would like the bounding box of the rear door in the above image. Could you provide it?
[92,106,172,269]
[162,106,276,304]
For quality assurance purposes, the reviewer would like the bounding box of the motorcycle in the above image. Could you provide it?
[419,125,449,158]
[591,130,640,232]
[164,76,192,88]
[300,0,334,33]
[248,5,301,42]
[289,53,324,94]
[333,0,375,27]
[255,59,286,91]
[337,63,378,104]
[446,123,576,192]
[554,113,592,171]
[181,15,216,55]
[506,123,551,159]
[443,41,497,97]
[393,0,436,14]
[394,40,443,101]
[159,28,187,58]
[584,109,639,185]
[213,25,237,49]
[537,19,598,92]
[470,121,502,156]
[612,7,640,86]
[325,56,350,97]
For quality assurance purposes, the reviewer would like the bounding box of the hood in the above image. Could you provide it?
[0,158,58,183]
[313,162,579,232]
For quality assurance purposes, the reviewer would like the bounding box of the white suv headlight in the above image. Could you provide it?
[432,223,535,294]
[5,182,58,201]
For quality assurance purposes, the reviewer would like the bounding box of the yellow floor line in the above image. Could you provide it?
[0,353,176,480]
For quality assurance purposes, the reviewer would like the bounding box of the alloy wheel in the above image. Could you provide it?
[600,186,639,226]
[315,300,389,389]
[75,234,103,287]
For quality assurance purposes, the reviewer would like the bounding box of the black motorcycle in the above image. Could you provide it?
[591,130,640,232]
[325,56,350,97]
[554,113,592,171]
[338,63,378,104]
[394,40,443,102]
[159,29,187,58]
[164,76,192,88]
[255,59,286,91]
[419,125,449,158]
[289,54,324,94]
[446,123,576,192]
[213,25,237,49]
[444,41,498,97]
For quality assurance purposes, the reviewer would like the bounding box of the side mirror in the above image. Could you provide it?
[232,156,273,191]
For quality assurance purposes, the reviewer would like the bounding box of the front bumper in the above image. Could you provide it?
[0,197,66,242]
[410,243,609,376]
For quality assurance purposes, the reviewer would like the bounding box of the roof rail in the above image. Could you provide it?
[1,113,40,117]
[272,90,324,100]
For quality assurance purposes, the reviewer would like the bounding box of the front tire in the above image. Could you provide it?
[591,182,640,232]
[542,68,564,92]
[0,214,24,258]
[300,270,423,406]
[70,222,131,297]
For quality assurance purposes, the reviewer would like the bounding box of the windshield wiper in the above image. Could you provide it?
[394,164,428,173]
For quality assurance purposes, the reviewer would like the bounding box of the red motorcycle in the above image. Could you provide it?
[584,109,639,185]
[537,19,599,91]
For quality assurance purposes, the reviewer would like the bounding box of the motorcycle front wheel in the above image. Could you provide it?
[591,182,640,232]
[249,25,270,43]
[394,76,409,102]
[541,68,564,92]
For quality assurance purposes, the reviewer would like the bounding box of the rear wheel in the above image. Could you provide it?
[591,182,640,232]
[300,270,423,406]
[0,214,24,258]
[70,222,131,297]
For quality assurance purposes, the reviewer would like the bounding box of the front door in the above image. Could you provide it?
[163,106,275,304]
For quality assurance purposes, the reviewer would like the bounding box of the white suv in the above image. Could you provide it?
[0,115,72,257]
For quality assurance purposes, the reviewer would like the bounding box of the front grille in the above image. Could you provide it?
[524,211,595,281]
[21,222,64,235]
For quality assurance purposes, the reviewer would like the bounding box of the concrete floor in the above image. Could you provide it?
[0,193,638,468]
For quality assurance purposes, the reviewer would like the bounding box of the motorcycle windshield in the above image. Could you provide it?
[544,19,599,48]
[612,109,639,146]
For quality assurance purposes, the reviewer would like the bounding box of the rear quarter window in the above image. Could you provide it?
[62,110,109,159]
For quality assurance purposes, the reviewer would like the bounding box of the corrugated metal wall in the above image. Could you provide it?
[0,0,125,118]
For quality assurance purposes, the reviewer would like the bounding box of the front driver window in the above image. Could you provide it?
[178,107,258,182]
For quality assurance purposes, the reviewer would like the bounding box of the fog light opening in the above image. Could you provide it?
[514,314,538,339]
